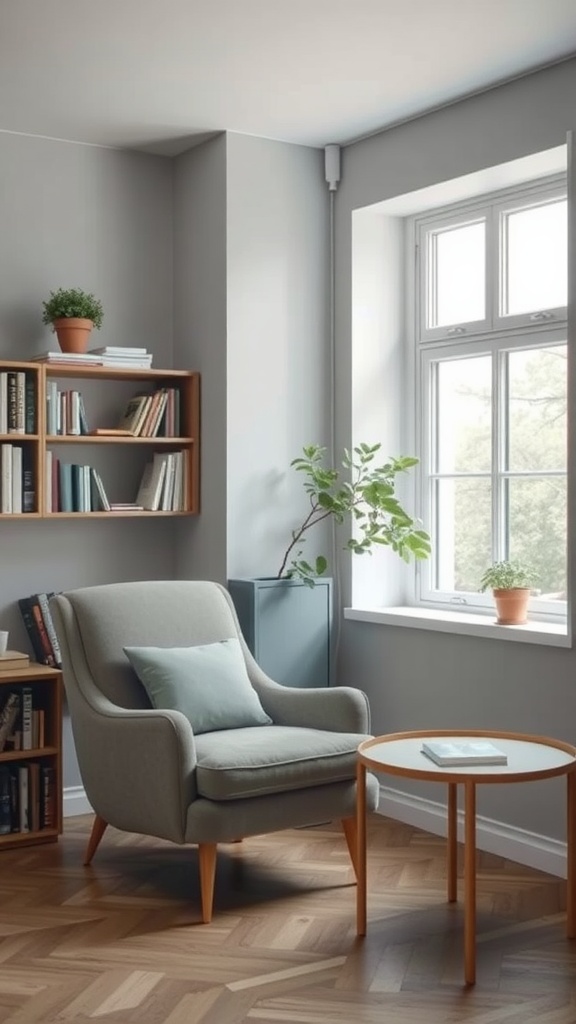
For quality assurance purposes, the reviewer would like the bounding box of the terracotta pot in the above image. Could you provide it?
[493,588,530,625]
[53,317,93,354]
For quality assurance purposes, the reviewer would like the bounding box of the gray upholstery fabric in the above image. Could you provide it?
[194,726,368,800]
[51,581,380,848]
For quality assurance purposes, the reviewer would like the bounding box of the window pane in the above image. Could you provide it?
[435,478,491,592]
[429,221,485,328]
[507,345,567,472]
[436,356,491,473]
[503,199,567,316]
[507,476,566,598]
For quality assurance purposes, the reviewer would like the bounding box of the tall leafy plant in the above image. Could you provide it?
[277,442,431,585]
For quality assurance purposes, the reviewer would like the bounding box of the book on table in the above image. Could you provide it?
[421,739,508,766]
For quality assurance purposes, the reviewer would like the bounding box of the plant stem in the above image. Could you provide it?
[276,502,333,578]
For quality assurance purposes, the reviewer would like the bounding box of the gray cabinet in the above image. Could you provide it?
[228,577,332,688]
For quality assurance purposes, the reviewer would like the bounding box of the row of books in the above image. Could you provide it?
[0,370,35,435]
[117,387,181,437]
[45,456,110,513]
[46,384,89,436]
[44,382,181,439]
[33,346,153,368]
[0,685,43,753]
[0,444,35,514]
[18,593,62,669]
[0,763,57,835]
[136,451,188,511]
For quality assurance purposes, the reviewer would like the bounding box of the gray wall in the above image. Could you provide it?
[173,135,228,583]
[336,59,576,841]
[172,132,331,583]
[224,133,330,579]
[0,134,177,787]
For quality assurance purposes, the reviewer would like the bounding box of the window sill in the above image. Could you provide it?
[344,606,570,647]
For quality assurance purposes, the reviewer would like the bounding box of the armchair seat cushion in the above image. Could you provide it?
[194,725,370,801]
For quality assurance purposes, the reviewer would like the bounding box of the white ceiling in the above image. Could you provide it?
[1,0,576,156]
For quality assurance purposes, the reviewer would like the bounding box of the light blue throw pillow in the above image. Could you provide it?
[124,637,272,734]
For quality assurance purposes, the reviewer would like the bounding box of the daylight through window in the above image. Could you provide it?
[412,177,567,619]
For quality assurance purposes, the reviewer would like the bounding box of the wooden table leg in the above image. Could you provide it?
[447,782,458,903]
[464,780,477,985]
[356,759,367,937]
[567,770,576,938]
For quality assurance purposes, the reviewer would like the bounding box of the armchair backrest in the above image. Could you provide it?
[51,580,243,708]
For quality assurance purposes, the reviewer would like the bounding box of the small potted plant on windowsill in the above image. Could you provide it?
[41,287,104,354]
[479,560,538,625]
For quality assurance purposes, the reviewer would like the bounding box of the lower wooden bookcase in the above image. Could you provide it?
[0,663,62,849]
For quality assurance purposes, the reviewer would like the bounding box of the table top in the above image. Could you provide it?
[358,729,576,784]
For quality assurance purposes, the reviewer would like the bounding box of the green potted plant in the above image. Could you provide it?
[479,560,538,625]
[229,443,430,689]
[42,287,104,354]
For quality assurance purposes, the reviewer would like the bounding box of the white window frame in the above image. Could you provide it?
[411,174,567,621]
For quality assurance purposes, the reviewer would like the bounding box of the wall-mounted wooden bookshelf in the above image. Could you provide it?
[0,360,200,518]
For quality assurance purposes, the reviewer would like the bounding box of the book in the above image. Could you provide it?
[0,373,7,434]
[21,686,33,750]
[25,373,36,434]
[117,393,150,435]
[88,428,134,436]
[421,740,508,766]
[40,766,56,829]
[0,767,11,835]
[1,443,12,513]
[18,595,57,668]
[58,462,73,512]
[18,597,46,665]
[37,592,62,668]
[31,352,103,364]
[0,651,30,671]
[90,468,111,512]
[7,372,18,434]
[28,762,40,832]
[11,445,22,514]
[22,447,36,513]
[99,356,153,368]
[18,765,29,832]
[0,692,20,753]
[136,452,167,511]
[90,346,148,356]
[8,768,19,832]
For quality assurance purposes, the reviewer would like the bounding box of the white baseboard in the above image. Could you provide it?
[63,782,567,880]
[377,784,567,880]
[63,785,92,818]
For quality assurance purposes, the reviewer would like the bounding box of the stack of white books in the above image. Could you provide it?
[89,346,153,368]
[32,351,102,365]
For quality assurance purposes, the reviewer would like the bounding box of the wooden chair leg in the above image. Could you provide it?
[341,816,358,879]
[84,815,108,866]
[198,843,218,923]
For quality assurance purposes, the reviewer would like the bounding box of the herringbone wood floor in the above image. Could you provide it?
[0,812,575,1022]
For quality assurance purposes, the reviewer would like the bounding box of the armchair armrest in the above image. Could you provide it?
[245,652,371,733]
[74,700,197,844]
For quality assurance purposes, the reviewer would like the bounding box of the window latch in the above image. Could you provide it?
[447,326,466,335]
[529,311,554,321]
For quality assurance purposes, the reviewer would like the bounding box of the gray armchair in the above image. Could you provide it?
[51,580,379,922]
